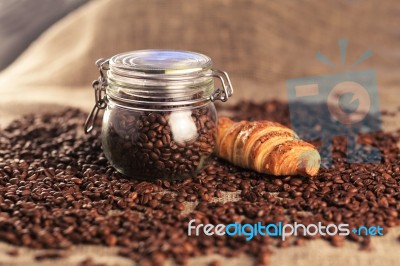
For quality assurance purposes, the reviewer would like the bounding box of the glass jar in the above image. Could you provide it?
[84,50,233,180]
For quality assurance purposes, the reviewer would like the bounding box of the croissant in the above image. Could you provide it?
[216,117,321,177]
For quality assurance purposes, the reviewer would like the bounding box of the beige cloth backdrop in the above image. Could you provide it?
[0,0,399,265]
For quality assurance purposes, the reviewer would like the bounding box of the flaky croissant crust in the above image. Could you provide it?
[216,117,321,177]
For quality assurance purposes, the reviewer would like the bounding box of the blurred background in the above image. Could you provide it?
[0,0,399,128]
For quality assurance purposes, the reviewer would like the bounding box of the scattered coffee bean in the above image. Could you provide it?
[0,101,399,266]
[257,250,271,266]
[210,260,222,266]
[78,257,109,266]
[6,248,19,256]
[34,252,67,261]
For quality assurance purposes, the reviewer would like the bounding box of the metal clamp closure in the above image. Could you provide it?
[208,69,234,102]
[84,59,109,134]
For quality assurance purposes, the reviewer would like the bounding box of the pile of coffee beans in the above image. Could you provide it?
[102,105,215,180]
[0,101,399,266]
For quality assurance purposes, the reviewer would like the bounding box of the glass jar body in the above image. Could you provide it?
[101,100,217,180]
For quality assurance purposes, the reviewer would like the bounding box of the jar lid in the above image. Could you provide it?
[101,50,233,102]
[110,50,212,76]
[84,50,233,133]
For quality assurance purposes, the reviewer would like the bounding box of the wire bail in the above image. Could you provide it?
[84,59,109,134]
[209,69,234,102]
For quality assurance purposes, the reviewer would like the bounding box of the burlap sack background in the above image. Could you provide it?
[0,0,87,71]
[0,0,399,265]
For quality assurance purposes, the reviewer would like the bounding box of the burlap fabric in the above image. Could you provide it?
[0,0,87,71]
[0,0,399,265]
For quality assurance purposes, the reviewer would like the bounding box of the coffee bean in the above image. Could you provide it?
[1,102,400,265]
[360,237,372,251]
[155,140,163,148]
[172,153,181,161]
[143,142,153,149]
[77,257,100,266]
[105,235,117,246]
[330,235,345,247]
[71,177,82,185]
[150,152,159,161]
[257,250,271,265]
[294,238,305,246]
[157,115,167,126]
[104,108,216,179]
[210,260,222,266]
[35,252,66,261]
[155,161,165,170]
[6,249,19,256]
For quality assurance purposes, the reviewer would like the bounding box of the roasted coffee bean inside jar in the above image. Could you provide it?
[102,104,216,180]
[85,50,233,179]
